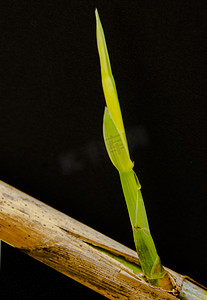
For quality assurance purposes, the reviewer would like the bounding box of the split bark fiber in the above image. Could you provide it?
[0,180,205,299]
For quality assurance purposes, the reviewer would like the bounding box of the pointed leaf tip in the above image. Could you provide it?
[95,8,99,19]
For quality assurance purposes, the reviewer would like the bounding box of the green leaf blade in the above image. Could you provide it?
[103,107,134,173]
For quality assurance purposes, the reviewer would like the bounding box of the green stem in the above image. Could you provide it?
[119,170,173,289]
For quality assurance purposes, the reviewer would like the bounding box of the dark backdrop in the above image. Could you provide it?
[1,1,206,299]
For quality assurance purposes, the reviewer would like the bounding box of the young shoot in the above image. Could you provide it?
[95,9,174,290]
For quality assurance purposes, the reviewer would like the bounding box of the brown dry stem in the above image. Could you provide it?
[0,180,188,299]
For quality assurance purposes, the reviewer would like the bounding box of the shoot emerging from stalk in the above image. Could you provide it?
[95,9,174,290]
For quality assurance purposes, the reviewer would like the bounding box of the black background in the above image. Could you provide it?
[0,1,207,299]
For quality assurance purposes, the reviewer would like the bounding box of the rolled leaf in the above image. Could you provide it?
[95,9,128,152]
[133,227,165,280]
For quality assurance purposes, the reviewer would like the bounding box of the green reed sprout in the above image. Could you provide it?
[95,9,173,290]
